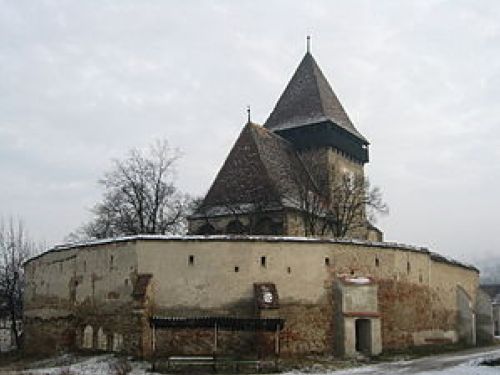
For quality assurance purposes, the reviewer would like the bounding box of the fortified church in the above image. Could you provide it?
[189,47,381,241]
[23,45,489,361]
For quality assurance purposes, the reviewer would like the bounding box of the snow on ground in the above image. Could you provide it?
[0,355,156,375]
[307,347,500,375]
[1,347,499,375]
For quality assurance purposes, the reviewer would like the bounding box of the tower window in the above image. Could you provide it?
[407,261,411,274]
[287,266,291,274]
[375,258,380,267]
[261,256,266,268]
[188,255,195,266]
[325,257,330,266]
[234,266,239,273]
[110,255,114,270]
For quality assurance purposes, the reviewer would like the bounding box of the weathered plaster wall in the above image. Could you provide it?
[24,237,479,357]
[24,241,143,355]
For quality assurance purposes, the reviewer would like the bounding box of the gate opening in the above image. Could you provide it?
[355,319,371,354]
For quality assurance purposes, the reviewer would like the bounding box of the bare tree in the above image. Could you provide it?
[293,152,388,238]
[324,173,388,238]
[0,218,38,349]
[75,139,193,240]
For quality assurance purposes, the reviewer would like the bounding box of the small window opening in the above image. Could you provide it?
[287,266,291,274]
[110,255,114,270]
[350,269,355,275]
[261,256,266,268]
[188,255,195,266]
[234,266,239,273]
[407,261,411,274]
[325,257,330,266]
[83,261,87,273]
[375,258,380,267]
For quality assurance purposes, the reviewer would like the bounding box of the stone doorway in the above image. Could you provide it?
[335,277,382,357]
[355,319,371,354]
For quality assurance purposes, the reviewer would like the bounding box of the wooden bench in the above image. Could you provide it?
[215,357,262,372]
[166,355,216,371]
[152,355,278,372]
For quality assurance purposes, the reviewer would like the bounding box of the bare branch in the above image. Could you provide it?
[71,139,192,240]
[0,217,39,349]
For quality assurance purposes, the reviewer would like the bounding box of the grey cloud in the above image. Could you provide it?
[1,0,499,263]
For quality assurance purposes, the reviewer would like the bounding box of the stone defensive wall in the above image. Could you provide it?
[23,235,479,357]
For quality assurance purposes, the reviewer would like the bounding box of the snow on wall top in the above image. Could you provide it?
[24,234,479,272]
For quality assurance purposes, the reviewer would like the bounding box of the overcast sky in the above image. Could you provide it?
[1,0,499,262]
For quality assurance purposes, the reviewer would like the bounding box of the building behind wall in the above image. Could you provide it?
[189,51,381,241]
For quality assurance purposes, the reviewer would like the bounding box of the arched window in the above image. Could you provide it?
[97,327,107,351]
[254,217,282,235]
[82,325,93,349]
[197,223,216,235]
[113,333,124,352]
[226,220,246,234]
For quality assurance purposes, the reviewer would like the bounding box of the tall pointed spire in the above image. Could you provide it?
[264,52,367,143]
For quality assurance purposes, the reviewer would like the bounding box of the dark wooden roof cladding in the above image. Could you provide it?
[264,52,368,144]
[200,122,314,210]
[276,121,369,164]
[150,316,285,331]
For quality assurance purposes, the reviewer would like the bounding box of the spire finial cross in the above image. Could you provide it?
[247,105,251,123]
[306,35,311,53]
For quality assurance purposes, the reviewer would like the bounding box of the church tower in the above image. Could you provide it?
[264,50,368,190]
[189,47,381,241]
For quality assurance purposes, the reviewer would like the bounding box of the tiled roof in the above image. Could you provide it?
[264,52,367,143]
[199,122,313,211]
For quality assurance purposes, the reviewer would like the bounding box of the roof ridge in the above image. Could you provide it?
[248,124,289,203]
[248,122,295,150]
[308,54,367,142]
[308,53,330,120]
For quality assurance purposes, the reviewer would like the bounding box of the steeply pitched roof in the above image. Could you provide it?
[199,122,313,212]
[264,52,367,143]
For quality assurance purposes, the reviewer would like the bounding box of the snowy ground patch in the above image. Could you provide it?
[0,347,499,375]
